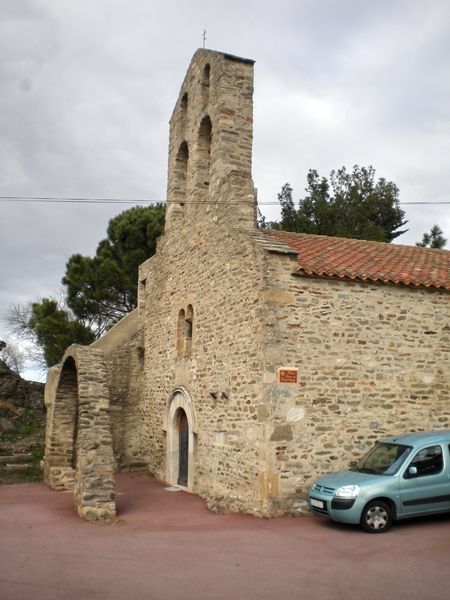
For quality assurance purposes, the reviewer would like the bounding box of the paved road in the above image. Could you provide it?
[0,474,449,600]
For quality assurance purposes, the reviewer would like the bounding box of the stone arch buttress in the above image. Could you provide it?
[44,344,116,521]
[163,386,197,491]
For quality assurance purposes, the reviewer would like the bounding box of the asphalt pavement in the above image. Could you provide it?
[0,473,449,600]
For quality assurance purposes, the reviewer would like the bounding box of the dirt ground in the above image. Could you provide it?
[0,473,449,600]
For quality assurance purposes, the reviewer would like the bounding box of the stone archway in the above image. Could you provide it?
[164,387,197,491]
[44,344,116,522]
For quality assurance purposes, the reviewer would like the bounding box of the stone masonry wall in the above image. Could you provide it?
[128,49,271,515]
[105,332,144,468]
[260,250,450,514]
[91,310,144,468]
[138,218,269,514]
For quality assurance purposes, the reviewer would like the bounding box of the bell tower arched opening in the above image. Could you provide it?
[193,115,212,198]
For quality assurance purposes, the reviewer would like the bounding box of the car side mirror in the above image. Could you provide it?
[408,466,418,477]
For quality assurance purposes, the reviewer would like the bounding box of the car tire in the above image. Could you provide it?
[360,500,393,533]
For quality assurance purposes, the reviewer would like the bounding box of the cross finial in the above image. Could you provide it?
[202,29,207,49]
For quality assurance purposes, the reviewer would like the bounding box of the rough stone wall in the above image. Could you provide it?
[138,221,269,514]
[91,310,144,467]
[104,332,144,467]
[133,50,272,514]
[260,250,450,514]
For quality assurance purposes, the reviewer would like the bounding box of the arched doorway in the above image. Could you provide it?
[164,387,197,490]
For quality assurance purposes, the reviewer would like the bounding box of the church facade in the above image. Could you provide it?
[43,49,450,521]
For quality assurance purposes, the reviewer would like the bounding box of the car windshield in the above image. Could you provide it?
[351,443,412,475]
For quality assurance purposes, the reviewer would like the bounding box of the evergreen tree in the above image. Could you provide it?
[272,166,407,242]
[6,204,166,365]
[63,204,165,335]
[28,298,95,366]
[416,225,447,249]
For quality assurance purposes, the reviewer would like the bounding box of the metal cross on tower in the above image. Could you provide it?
[202,29,207,49]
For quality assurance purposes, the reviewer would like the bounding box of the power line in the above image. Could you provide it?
[0,195,449,206]
[1,197,142,205]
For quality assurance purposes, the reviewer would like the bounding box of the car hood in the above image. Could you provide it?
[314,469,386,489]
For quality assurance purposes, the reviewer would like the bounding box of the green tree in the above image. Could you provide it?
[272,166,407,242]
[276,183,297,231]
[416,225,447,249]
[28,298,95,366]
[6,204,166,366]
[63,204,165,335]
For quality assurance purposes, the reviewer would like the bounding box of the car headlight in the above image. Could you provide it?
[335,485,360,498]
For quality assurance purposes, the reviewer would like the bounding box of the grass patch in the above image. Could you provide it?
[1,421,43,442]
[0,466,43,484]
[0,421,45,484]
[0,456,44,484]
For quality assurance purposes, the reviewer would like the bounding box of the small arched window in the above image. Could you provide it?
[185,305,194,357]
[180,92,188,110]
[176,305,194,358]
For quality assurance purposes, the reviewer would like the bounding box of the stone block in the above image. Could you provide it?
[270,425,293,442]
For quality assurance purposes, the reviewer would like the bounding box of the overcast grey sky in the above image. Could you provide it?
[1,0,449,377]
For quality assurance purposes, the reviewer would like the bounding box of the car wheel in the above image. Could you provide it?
[360,500,393,533]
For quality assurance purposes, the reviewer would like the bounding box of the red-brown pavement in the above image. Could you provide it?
[0,473,449,600]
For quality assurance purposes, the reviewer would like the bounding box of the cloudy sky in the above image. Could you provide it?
[1,0,449,378]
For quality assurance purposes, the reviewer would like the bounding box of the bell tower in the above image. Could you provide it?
[165,49,257,230]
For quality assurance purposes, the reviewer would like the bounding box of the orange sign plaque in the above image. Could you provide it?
[278,368,298,384]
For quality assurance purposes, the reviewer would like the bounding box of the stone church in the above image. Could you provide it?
[43,49,450,521]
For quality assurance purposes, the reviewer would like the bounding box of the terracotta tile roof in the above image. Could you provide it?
[265,230,450,290]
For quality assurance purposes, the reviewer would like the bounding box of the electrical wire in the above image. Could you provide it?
[0,196,448,206]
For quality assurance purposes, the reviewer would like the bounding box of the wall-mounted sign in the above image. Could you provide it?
[278,368,298,384]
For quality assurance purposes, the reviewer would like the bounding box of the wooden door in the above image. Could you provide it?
[177,410,189,486]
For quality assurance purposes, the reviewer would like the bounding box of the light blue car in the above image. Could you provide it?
[307,430,450,533]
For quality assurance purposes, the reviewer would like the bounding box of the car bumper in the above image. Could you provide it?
[308,492,363,524]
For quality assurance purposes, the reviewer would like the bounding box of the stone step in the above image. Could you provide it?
[0,453,32,465]
[119,460,148,472]
[4,463,32,472]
